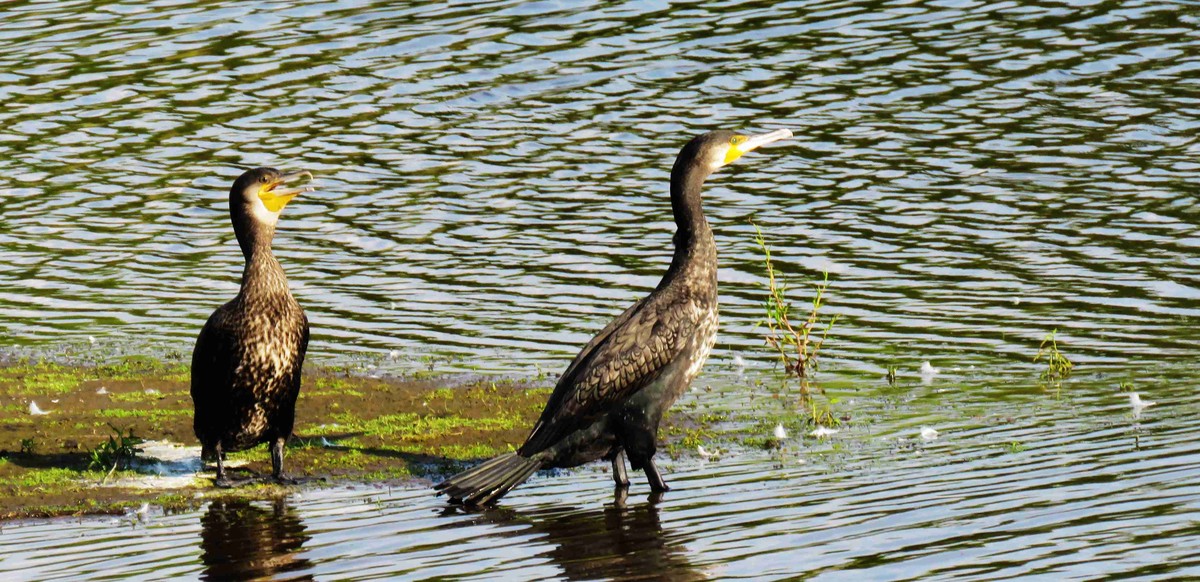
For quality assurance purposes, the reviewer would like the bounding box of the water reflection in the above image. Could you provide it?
[200,498,312,581]
[446,492,705,581]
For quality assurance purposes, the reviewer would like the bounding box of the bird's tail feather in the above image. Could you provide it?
[435,453,542,506]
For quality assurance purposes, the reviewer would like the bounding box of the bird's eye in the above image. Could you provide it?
[730,135,748,146]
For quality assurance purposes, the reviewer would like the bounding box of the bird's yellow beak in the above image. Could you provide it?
[724,129,794,165]
[258,171,314,212]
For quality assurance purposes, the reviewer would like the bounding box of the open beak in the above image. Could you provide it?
[260,170,314,212]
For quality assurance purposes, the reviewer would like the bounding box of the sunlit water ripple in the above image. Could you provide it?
[2,0,1198,374]
[1,0,1199,578]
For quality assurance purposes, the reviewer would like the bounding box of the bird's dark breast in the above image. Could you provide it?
[193,293,308,452]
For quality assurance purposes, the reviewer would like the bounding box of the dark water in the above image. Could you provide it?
[1,0,1199,578]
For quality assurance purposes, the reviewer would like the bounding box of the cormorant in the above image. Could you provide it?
[191,167,313,486]
[436,129,793,505]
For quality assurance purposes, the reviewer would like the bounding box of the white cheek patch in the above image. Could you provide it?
[710,147,731,171]
[249,195,281,227]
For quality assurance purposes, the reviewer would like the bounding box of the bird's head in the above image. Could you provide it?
[676,129,794,177]
[229,167,313,227]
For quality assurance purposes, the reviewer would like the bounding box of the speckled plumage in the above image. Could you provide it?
[191,168,310,482]
[519,241,717,460]
[437,131,779,506]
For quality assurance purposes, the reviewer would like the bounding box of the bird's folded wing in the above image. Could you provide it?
[520,296,690,455]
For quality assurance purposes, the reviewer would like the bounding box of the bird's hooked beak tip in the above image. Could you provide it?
[281,170,314,183]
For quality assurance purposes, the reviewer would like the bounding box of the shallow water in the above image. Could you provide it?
[3,374,1199,580]
[2,0,1199,578]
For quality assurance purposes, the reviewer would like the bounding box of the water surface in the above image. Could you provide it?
[1,0,1198,578]
[3,374,1198,579]
[1,0,1197,373]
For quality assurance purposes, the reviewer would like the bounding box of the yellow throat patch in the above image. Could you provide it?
[724,135,749,165]
[259,184,296,212]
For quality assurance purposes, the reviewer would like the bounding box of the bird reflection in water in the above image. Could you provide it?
[444,491,707,581]
[199,497,313,581]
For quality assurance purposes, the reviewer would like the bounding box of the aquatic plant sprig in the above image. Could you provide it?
[752,223,839,383]
[807,397,841,428]
[88,423,144,484]
[1034,329,1074,383]
[1033,329,1074,398]
[885,364,898,387]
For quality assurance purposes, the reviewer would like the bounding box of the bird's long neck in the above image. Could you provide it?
[233,209,289,297]
[662,160,716,288]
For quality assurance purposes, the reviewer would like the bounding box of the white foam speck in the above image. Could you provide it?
[28,401,49,415]
[773,424,789,440]
[809,426,839,438]
[1130,392,1156,409]
[920,361,939,376]
[697,445,718,458]
[920,427,939,441]
[96,387,109,395]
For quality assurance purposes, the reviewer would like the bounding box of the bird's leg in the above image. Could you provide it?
[613,483,629,508]
[611,449,630,488]
[271,437,302,484]
[271,437,287,482]
[644,458,670,492]
[214,443,232,488]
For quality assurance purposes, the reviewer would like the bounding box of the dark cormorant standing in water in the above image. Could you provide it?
[191,167,313,486]
[436,129,793,505]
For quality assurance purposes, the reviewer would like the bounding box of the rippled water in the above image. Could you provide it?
[2,0,1199,578]
[2,0,1198,374]
[3,376,1198,580]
